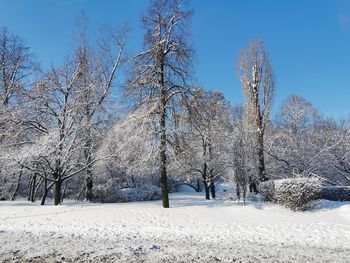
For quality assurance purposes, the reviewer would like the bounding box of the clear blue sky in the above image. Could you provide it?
[1,0,349,119]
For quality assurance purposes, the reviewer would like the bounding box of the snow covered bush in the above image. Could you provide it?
[119,185,161,202]
[274,177,322,211]
[259,180,276,202]
[93,179,121,203]
[94,184,161,203]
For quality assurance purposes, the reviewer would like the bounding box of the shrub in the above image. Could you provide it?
[93,180,120,202]
[119,185,161,202]
[259,180,276,202]
[274,177,322,211]
[94,183,161,203]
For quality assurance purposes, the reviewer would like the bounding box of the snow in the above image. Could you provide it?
[1,193,350,262]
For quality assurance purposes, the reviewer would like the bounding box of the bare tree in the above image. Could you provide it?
[238,39,274,181]
[325,120,350,185]
[174,88,231,199]
[265,95,321,177]
[126,0,193,208]
[74,20,126,201]
[266,96,349,186]
[0,27,37,200]
[276,95,320,134]
[25,61,84,205]
[230,106,252,203]
[99,103,160,190]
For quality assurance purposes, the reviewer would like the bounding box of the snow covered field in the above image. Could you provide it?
[1,192,350,262]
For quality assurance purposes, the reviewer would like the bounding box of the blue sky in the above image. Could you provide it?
[1,0,349,119]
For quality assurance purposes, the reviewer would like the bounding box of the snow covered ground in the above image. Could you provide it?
[1,192,350,262]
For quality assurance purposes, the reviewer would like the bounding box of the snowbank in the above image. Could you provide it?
[0,193,350,262]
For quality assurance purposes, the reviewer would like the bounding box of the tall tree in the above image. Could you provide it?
[27,61,84,206]
[0,27,37,200]
[174,88,231,199]
[238,39,274,181]
[74,21,126,201]
[126,0,193,208]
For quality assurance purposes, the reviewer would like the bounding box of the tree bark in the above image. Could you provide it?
[27,175,33,201]
[210,182,216,199]
[257,130,265,179]
[11,169,23,201]
[54,177,62,205]
[196,180,201,192]
[159,58,169,208]
[203,163,210,200]
[41,180,54,206]
[159,98,169,208]
[84,119,94,202]
[30,174,37,202]
[204,182,210,200]
[61,180,68,203]
[85,174,93,201]
[34,178,44,199]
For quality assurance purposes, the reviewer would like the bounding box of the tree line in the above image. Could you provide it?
[0,0,349,207]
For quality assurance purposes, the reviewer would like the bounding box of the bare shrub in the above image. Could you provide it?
[259,180,276,202]
[274,177,322,211]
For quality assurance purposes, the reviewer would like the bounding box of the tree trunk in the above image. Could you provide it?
[210,182,216,199]
[41,180,54,206]
[236,183,240,201]
[202,162,210,200]
[257,129,265,179]
[61,180,68,203]
[30,174,37,202]
[84,127,94,202]
[196,179,201,192]
[85,170,93,202]
[27,175,33,201]
[159,61,169,208]
[204,182,210,200]
[159,106,169,208]
[54,178,62,206]
[34,178,44,199]
[243,189,246,205]
[11,169,22,201]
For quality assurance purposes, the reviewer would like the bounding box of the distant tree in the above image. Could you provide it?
[73,20,126,202]
[266,95,321,176]
[313,119,350,185]
[276,95,320,134]
[126,0,193,208]
[230,106,251,203]
[266,96,318,177]
[238,39,274,181]
[99,104,160,190]
[174,88,231,199]
[0,27,37,200]
[266,96,349,185]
